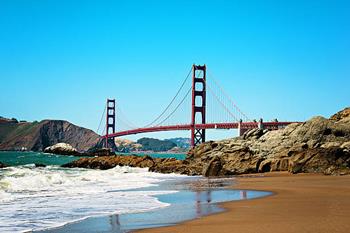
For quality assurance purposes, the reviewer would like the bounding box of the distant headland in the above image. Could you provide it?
[0,116,189,153]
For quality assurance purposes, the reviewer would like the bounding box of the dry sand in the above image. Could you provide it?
[137,172,350,233]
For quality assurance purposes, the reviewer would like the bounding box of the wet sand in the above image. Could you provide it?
[137,172,350,233]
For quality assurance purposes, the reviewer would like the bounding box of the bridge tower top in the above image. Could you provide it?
[105,99,116,147]
[191,64,206,147]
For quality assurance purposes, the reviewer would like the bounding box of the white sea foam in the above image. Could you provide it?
[0,165,185,233]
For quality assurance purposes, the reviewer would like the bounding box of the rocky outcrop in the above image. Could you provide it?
[44,143,116,157]
[44,143,79,155]
[62,154,202,175]
[0,118,101,152]
[186,107,350,176]
[330,107,350,121]
[63,155,164,170]
[62,107,350,176]
[63,155,152,170]
[85,148,115,157]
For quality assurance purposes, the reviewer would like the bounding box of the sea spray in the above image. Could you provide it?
[0,165,185,233]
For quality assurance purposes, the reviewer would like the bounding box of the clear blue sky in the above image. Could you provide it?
[1,0,349,140]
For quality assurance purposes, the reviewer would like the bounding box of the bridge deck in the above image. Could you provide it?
[104,122,297,138]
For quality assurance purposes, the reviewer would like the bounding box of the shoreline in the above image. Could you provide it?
[36,176,270,233]
[137,172,350,233]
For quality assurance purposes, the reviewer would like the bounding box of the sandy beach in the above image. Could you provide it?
[137,172,350,233]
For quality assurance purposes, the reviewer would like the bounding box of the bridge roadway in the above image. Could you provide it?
[104,121,295,138]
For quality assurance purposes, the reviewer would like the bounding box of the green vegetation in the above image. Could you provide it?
[166,137,190,148]
[11,122,39,138]
[0,119,40,143]
[0,123,18,142]
[137,137,177,152]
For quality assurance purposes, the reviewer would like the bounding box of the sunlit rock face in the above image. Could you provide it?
[44,143,79,155]
[186,107,350,176]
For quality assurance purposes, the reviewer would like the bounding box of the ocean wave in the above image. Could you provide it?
[0,165,184,233]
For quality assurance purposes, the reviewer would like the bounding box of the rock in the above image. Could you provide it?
[44,143,80,155]
[85,148,115,157]
[341,141,350,152]
[202,156,222,176]
[243,128,266,140]
[287,148,350,175]
[184,107,350,176]
[258,160,272,173]
[0,162,7,168]
[321,142,342,149]
[63,155,158,170]
[34,163,46,167]
[62,154,203,175]
[330,107,350,121]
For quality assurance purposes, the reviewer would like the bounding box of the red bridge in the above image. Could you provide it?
[98,65,298,147]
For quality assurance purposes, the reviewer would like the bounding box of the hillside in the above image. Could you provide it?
[136,138,177,152]
[0,117,100,152]
[113,137,189,152]
[114,138,142,153]
[166,137,190,149]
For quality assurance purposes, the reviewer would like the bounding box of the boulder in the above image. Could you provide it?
[202,156,222,177]
[0,162,7,168]
[84,148,115,157]
[288,147,350,175]
[44,143,80,155]
[63,155,159,170]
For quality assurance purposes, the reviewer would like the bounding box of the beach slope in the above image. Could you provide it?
[138,172,350,233]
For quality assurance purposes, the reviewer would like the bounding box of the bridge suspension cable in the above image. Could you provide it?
[207,69,250,122]
[156,70,203,126]
[100,65,299,143]
[204,78,240,122]
[116,106,139,130]
[96,102,106,135]
[155,87,192,126]
[143,66,193,128]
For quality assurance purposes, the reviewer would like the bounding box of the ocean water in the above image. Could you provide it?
[0,152,270,233]
[0,151,186,167]
[41,188,271,233]
[0,152,187,232]
[0,151,85,166]
[0,165,185,232]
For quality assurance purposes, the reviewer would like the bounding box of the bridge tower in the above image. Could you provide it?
[105,99,116,148]
[191,64,206,147]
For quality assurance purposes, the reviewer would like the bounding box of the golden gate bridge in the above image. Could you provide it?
[97,64,296,147]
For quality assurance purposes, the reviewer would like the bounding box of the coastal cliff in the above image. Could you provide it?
[63,107,350,176]
[0,118,100,152]
[0,116,188,153]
